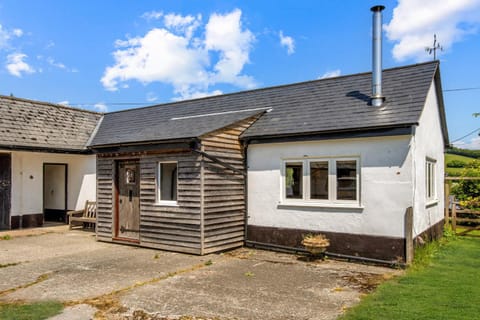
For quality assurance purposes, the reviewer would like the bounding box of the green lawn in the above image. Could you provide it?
[340,236,480,320]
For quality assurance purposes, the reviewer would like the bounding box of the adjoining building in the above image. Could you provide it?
[0,96,102,229]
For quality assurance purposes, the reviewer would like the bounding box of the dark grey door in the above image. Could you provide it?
[0,154,11,230]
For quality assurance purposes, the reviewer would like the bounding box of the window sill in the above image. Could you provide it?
[278,201,364,211]
[155,201,179,207]
[426,200,439,208]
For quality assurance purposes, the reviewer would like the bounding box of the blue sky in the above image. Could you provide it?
[1,1,480,148]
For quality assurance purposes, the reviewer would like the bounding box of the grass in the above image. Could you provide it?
[445,153,477,176]
[455,226,480,236]
[340,236,480,320]
[0,301,63,320]
[445,153,477,163]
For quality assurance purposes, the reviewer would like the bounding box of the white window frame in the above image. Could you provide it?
[281,157,360,207]
[426,158,437,202]
[156,161,178,206]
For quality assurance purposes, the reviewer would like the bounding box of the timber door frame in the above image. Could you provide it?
[42,163,68,222]
[114,159,141,243]
[0,153,11,230]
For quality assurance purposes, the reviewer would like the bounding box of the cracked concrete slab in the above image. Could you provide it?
[0,228,400,320]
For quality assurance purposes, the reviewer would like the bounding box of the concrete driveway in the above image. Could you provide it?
[0,226,400,319]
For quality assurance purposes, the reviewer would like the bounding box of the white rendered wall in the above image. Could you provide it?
[4,150,96,216]
[247,135,414,238]
[412,80,445,237]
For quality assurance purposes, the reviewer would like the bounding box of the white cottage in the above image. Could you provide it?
[243,62,448,261]
[0,96,101,229]
[87,60,448,262]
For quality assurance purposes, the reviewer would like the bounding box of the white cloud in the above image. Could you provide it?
[146,92,158,102]
[142,11,163,20]
[164,13,201,39]
[93,102,108,112]
[46,57,66,69]
[453,136,480,150]
[0,24,23,49]
[6,53,35,77]
[102,9,255,100]
[385,0,480,61]
[57,100,69,105]
[279,31,295,55]
[45,40,55,49]
[101,28,210,94]
[205,9,256,88]
[173,89,223,101]
[319,69,341,79]
[12,29,23,37]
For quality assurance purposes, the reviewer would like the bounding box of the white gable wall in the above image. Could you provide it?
[411,80,445,237]
[6,150,96,216]
[247,135,413,238]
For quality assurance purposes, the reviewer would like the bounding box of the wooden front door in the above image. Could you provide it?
[0,154,11,230]
[116,160,140,240]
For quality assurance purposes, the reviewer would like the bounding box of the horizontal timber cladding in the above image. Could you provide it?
[139,153,202,254]
[199,115,261,254]
[96,151,203,254]
[94,114,261,255]
[96,158,114,239]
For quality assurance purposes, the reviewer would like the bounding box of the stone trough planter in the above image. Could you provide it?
[301,234,330,257]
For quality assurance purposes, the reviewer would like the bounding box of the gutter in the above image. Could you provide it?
[89,138,199,153]
[241,125,416,145]
[0,144,93,155]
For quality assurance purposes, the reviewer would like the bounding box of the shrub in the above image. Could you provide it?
[446,160,466,168]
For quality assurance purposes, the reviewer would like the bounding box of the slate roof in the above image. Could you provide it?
[0,96,102,152]
[89,61,446,147]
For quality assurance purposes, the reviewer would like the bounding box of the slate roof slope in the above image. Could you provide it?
[90,61,442,147]
[0,96,102,152]
[90,107,267,147]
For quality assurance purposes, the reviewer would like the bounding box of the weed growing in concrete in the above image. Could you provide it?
[0,301,63,320]
[0,262,20,269]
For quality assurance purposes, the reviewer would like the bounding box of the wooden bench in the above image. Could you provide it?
[68,201,97,230]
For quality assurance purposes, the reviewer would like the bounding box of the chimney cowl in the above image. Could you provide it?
[371,5,385,107]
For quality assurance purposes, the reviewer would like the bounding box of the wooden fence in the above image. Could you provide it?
[445,177,480,236]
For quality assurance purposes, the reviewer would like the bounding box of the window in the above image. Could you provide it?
[157,162,178,204]
[426,158,436,201]
[336,160,357,200]
[285,162,303,199]
[283,158,359,205]
[310,161,329,199]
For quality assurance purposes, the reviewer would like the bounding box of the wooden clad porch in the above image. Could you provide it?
[94,115,260,255]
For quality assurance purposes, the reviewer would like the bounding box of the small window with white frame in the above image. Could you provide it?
[157,161,178,204]
[282,157,360,206]
[426,158,436,202]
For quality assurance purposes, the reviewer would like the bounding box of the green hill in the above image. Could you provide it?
[445,153,477,176]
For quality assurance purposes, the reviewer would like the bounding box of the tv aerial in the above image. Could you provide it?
[425,34,443,60]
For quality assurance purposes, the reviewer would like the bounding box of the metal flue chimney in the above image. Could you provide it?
[371,5,385,107]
